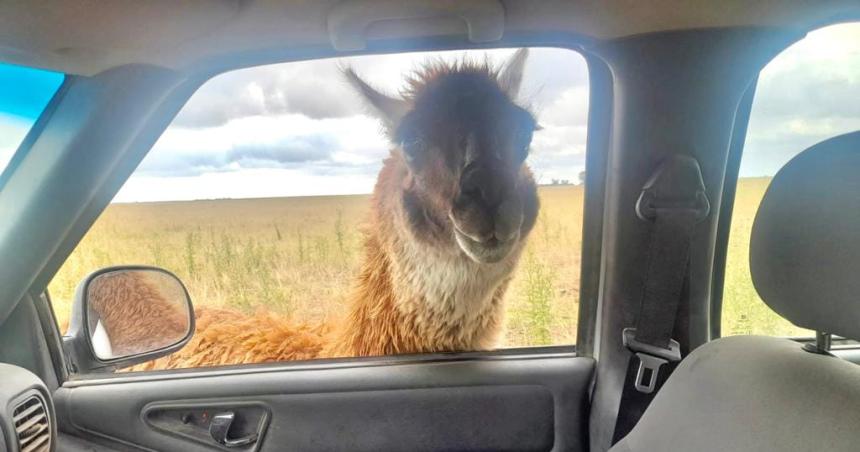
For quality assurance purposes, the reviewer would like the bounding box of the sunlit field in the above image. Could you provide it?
[721,178,810,337]
[48,178,803,352]
[49,185,582,348]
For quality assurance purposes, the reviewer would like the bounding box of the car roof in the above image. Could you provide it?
[0,0,858,76]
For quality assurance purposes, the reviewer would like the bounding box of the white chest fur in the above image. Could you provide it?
[389,231,521,331]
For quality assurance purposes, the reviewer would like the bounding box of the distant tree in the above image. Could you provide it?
[548,178,573,186]
[578,171,587,185]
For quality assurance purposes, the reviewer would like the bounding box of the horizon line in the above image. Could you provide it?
[110,176,774,205]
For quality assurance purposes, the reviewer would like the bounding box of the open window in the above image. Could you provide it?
[720,22,860,337]
[48,47,592,372]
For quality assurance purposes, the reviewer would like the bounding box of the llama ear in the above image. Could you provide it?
[343,67,409,130]
[498,48,529,98]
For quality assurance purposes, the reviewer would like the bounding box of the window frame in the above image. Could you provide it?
[710,79,757,339]
[33,40,608,379]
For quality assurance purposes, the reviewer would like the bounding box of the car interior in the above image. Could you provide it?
[0,1,858,452]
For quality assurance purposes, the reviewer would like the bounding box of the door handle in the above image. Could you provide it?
[209,411,258,448]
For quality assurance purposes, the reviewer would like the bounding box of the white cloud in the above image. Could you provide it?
[538,86,590,127]
[741,23,860,177]
[142,114,389,177]
[119,46,590,201]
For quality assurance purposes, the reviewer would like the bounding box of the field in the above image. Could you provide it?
[48,178,806,357]
[722,178,809,337]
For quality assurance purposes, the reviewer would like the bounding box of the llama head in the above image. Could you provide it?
[346,49,539,264]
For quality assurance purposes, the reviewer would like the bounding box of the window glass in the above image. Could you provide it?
[49,47,589,370]
[0,63,64,175]
[723,23,860,336]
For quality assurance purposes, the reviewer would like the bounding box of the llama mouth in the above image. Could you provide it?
[453,227,519,264]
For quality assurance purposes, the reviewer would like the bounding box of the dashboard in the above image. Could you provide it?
[0,364,54,452]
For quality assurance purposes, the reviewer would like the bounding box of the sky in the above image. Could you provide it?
[742,23,860,177]
[0,65,63,170]
[0,23,857,202]
[116,47,589,202]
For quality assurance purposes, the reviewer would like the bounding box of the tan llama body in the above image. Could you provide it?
[101,50,540,370]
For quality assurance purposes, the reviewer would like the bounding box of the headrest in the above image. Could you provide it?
[751,131,860,339]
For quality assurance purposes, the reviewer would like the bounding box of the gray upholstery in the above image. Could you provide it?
[751,131,860,339]
[612,336,860,452]
[610,132,860,451]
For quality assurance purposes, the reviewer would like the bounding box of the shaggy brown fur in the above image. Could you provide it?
[91,50,540,370]
[87,271,189,357]
[130,307,328,371]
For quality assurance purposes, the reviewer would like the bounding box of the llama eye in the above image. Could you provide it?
[514,128,533,159]
[401,136,427,161]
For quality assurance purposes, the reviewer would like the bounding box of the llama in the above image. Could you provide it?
[94,49,540,370]
[324,50,539,356]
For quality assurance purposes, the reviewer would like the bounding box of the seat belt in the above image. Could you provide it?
[611,155,710,444]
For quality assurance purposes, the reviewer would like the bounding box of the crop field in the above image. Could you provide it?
[48,178,806,355]
[722,178,809,337]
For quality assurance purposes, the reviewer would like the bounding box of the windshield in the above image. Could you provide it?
[0,63,64,175]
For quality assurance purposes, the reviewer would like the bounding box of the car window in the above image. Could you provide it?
[722,22,860,337]
[49,47,590,372]
[0,63,64,177]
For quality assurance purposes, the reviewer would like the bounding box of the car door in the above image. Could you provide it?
[54,349,594,451]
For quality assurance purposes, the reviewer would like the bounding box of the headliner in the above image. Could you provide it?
[0,0,858,76]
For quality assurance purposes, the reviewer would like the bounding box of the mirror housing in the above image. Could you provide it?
[63,266,195,373]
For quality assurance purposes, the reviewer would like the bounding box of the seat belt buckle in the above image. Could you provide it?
[623,328,681,394]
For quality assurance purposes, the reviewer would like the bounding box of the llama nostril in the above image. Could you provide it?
[493,226,520,243]
[465,186,503,210]
[464,187,484,202]
[494,197,524,242]
[461,164,505,209]
[494,229,518,243]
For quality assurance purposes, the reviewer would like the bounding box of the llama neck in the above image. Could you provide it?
[387,230,518,326]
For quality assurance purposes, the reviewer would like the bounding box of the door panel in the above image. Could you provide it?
[55,351,593,451]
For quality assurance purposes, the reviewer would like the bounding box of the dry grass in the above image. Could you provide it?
[49,185,582,348]
[48,178,801,361]
[720,178,810,337]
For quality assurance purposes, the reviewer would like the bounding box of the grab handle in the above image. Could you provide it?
[327,0,505,51]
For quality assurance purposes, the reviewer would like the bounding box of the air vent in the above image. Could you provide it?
[12,395,50,452]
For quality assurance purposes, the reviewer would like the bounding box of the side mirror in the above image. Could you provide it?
[64,266,195,372]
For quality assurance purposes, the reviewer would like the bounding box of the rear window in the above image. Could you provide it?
[722,22,860,337]
[0,63,64,174]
